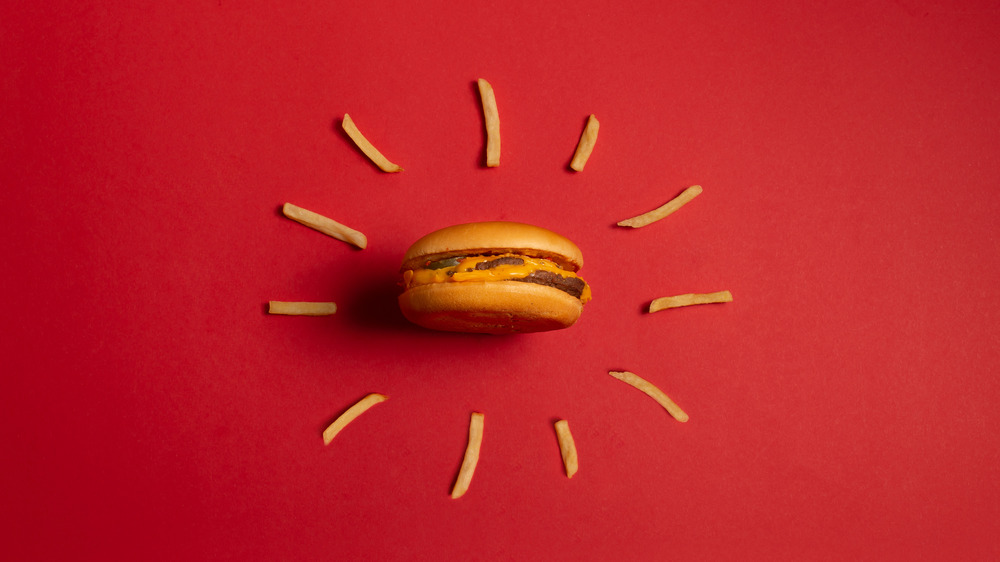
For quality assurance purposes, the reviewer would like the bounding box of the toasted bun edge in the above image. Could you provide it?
[398,281,583,334]
[401,221,584,272]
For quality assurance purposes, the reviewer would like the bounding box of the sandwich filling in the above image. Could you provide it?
[402,253,591,303]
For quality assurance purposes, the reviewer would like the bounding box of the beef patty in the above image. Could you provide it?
[470,256,586,299]
[513,270,586,299]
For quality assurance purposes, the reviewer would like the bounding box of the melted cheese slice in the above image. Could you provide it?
[403,254,591,303]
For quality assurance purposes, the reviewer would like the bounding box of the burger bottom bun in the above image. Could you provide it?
[398,281,583,334]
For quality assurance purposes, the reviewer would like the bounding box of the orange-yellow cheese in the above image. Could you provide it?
[403,254,591,303]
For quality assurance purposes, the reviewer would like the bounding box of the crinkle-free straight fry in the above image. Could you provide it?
[477,78,501,167]
[569,114,600,172]
[617,185,703,228]
[322,393,388,445]
[649,290,732,313]
[608,370,689,423]
[553,419,579,478]
[341,113,403,173]
[282,202,367,249]
[268,301,337,316]
[451,412,485,499]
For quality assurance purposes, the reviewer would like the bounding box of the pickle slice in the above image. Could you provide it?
[425,257,463,269]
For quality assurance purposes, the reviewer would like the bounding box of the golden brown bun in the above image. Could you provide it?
[401,221,583,272]
[398,281,583,334]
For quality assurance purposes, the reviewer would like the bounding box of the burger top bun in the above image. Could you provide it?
[400,221,584,272]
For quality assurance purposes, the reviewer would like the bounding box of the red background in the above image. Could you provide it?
[3,1,1000,560]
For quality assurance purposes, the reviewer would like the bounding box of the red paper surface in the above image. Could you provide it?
[3,1,1000,560]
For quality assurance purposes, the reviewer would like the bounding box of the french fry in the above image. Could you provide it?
[617,185,703,228]
[569,114,600,172]
[649,290,732,313]
[282,202,367,249]
[322,393,388,445]
[553,420,579,478]
[268,301,337,316]
[477,78,501,167]
[341,113,403,173]
[451,412,485,499]
[608,370,688,423]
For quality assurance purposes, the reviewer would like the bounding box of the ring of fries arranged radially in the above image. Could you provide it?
[267,77,739,500]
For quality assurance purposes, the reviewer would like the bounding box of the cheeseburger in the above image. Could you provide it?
[398,221,591,334]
